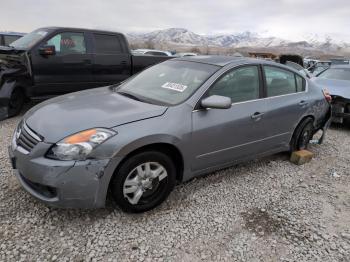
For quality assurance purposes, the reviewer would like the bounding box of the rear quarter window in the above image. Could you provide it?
[295,74,306,92]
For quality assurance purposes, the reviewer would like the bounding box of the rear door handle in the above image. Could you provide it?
[299,100,309,107]
[121,61,127,65]
[251,112,265,120]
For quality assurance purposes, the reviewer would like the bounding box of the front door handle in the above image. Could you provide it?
[121,61,127,65]
[251,112,264,120]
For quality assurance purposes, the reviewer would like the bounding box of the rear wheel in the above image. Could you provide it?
[290,117,314,151]
[8,88,25,117]
[111,151,176,213]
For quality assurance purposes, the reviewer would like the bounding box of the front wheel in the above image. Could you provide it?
[290,117,314,152]
[111,151,176,213]
[8,88,25,118]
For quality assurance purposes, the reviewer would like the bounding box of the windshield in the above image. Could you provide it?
[10,29,49,49]
[117,60,219,105]
[318,68,350,81]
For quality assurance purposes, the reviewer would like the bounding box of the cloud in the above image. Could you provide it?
[1,0,350,41]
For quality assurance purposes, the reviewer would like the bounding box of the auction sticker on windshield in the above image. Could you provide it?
[161,82,188,92]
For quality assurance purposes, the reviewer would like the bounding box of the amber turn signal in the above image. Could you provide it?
[64,129,97,144]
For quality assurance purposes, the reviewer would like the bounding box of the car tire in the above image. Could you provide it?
[290,117,314,152]
[8,88,25,118]
[111,151,176,213]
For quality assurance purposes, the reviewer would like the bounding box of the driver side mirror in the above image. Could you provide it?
[201,95,232,109]
[38,45,56,56]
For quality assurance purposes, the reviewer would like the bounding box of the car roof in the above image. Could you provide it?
[172,55,304,76]
[173,55,277,67]
[135,49,167,52]
[136,49,171,54]
[0,32,25,36]
[37,27,123,35]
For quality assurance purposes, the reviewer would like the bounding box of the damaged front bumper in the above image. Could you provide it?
[332,97,350,123]
[8,135,121,208]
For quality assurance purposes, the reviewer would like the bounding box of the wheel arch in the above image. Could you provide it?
[290,114,315,150]
[108,141,185,191]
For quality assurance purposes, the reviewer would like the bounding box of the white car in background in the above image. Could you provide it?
[132,49,173,56]
[176,52,198,57]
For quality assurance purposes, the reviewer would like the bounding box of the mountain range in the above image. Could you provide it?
[127,28,350,55]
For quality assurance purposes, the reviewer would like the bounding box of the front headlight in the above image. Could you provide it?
[47,128,117,161]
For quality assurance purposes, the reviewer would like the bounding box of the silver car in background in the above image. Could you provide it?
[313,65,350,124]
[9,56,331,213]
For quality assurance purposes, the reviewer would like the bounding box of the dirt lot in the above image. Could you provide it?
[0,111,349,262]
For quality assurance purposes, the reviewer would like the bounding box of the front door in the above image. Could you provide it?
[191,65,268,171]
[31,31,93,95]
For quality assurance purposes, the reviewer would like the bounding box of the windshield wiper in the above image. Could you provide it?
[117,91,142,102]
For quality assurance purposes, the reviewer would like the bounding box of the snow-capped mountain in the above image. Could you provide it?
[207,31,288,48]
[127,28,350,54]
[128,28,287,48]
[128,28,208,46]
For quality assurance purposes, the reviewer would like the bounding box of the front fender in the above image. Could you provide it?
[113,134,182,158]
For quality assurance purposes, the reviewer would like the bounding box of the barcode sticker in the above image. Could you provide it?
[161,82,188,92]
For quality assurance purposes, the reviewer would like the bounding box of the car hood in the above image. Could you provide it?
[24,86,168,143]
[313,78,350,99]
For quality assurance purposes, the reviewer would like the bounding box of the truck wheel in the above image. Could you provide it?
[111,151,176,213]
[8,88,25,117]
[290,117,314,152]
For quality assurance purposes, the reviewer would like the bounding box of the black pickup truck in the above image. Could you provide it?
[0,27,173,120]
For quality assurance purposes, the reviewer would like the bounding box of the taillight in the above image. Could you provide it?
[322,88,332,103]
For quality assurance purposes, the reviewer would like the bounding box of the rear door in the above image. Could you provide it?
[31,31,94,95]
[91,33,131,85]
[262,65,309,150]
[191,65,268,171]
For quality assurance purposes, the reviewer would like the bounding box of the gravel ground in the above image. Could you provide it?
[0,109,350,262]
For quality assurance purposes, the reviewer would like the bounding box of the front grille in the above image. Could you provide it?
[16,123,41,153]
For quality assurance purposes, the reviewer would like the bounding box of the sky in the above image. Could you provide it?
[1,0,350,42]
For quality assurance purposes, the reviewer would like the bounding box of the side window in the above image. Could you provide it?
[208,66,260,103]
[93,34,122,54]
[46,32,86,55]
[264,66,297,97]
[295,74,305,92]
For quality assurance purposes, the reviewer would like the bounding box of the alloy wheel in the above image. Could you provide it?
[123,162,168,205]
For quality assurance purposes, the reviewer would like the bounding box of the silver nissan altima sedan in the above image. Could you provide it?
[8,56,331,213]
